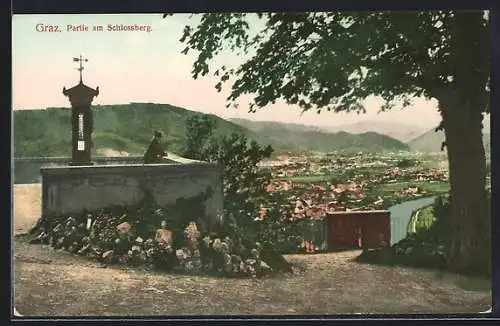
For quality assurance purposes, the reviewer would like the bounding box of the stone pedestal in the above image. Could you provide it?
[40,162,224,227]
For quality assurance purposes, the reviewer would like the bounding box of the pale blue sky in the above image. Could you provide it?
[12,13,444,128]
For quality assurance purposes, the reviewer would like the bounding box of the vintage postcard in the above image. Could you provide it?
[12,12,492,317]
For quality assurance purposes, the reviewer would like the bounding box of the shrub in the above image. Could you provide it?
[359,192,491,278]
[396,158,416,168]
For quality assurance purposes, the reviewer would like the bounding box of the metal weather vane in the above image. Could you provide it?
[73,55,88,83]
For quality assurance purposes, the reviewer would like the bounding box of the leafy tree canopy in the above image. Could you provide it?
[168,11,489,123]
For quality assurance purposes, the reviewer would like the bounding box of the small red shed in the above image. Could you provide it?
[358,210,391,249]
[325,212,361,249]
[325,210,391,250]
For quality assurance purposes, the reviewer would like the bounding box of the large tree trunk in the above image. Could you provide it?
[438,88,489,274]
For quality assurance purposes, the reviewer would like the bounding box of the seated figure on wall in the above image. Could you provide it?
[143,131,168,164]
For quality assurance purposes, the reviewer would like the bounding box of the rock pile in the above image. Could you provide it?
[28,206,285,278]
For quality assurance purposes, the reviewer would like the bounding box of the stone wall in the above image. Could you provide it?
[40,163,224,226]
[13,156,174,184]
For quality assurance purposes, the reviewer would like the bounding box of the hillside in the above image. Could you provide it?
[13,103,256,157]
[408,129,491,156]
[229,118,325,133]
[321,120,430,143]
[14,103,409,157]
[228,118,409,153]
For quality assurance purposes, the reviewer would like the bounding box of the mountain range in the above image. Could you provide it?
[13,103,490,157]
[229,117,491,155]
[321,121,430,143]
[406,115,490,154]
[407,129,491,155]
[14,103,409,158]
[228,118,409,153]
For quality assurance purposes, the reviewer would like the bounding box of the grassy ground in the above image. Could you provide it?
[12,184,492,316]
[415,206,436,231]
[280,175,451,194]
[408,205,435,234]
[278,166,388,184]
[376,181,450,196]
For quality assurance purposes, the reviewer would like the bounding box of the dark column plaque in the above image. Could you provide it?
[63,55,99,166]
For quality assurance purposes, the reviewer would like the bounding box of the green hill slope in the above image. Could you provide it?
[13,103,409,157]
[229,118,325,133]
[228,118,409,153]
[14,103,254,157]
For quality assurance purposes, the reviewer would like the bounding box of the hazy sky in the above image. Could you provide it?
[12,13,443,128]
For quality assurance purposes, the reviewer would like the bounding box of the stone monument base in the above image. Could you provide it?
[69,161,94,166]
[40,162,224,227]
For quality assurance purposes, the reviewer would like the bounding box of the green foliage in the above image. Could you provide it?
[173,12,489,115]
[411,206,435,233]
[397,158,417,168]
[202,133,274,240]
[257,192,304,254]
[181,117,305,254]
[183,115,218,160]
[430,195,451,239]
[180,113,278,245]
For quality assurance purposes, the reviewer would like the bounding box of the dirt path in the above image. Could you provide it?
[12,184,491,316]
[13,239,491,316]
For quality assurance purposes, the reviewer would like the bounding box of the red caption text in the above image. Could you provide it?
[36,24,153,33]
